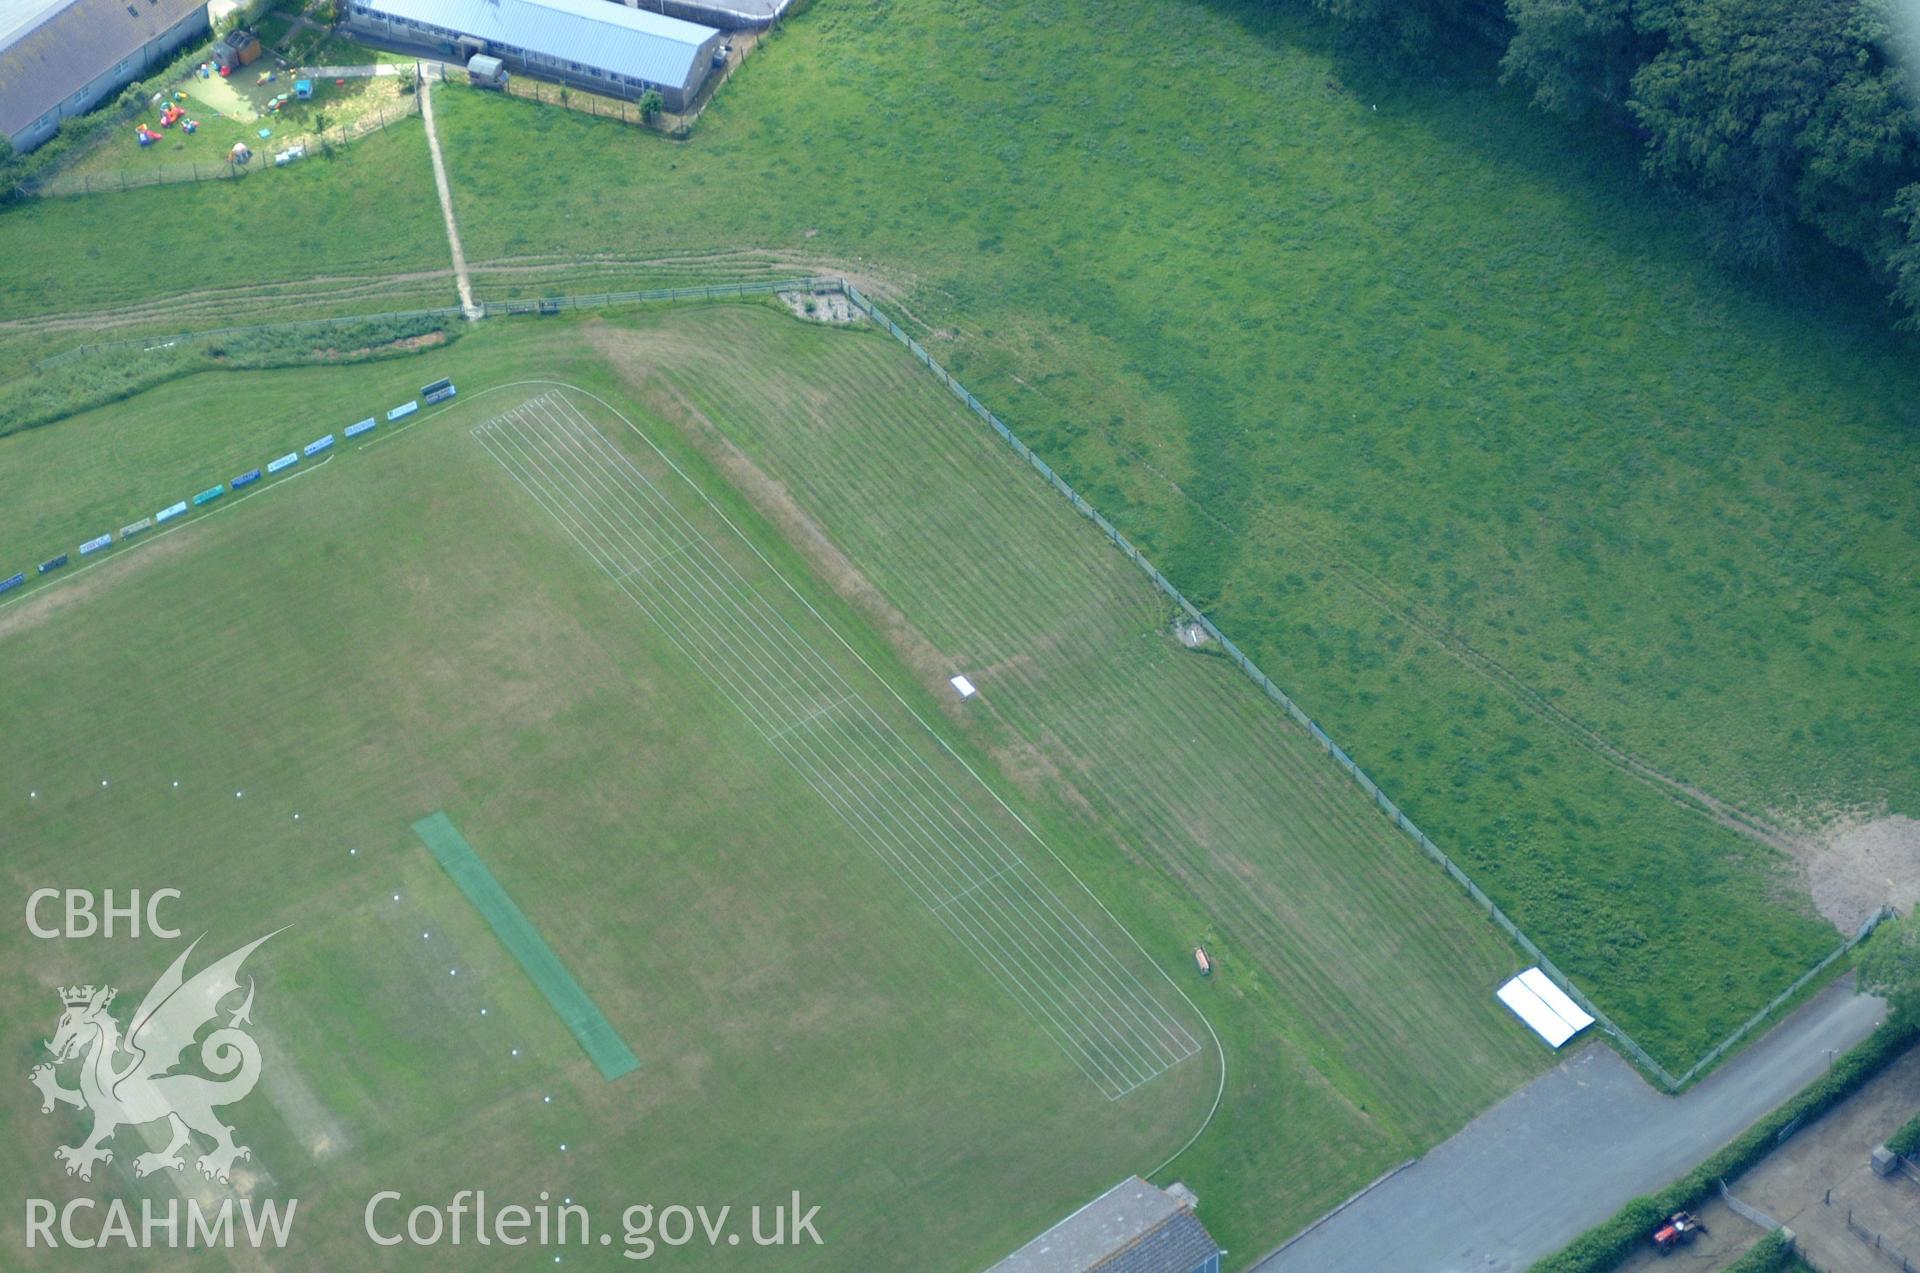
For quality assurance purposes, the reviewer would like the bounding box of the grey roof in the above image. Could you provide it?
[0,0,206,138]
[0,0,64,48]
[354,0,716,88]
[986,1178,1224,1273]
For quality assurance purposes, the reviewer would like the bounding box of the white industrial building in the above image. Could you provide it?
[342,0,724,112]
[0,0,211,153]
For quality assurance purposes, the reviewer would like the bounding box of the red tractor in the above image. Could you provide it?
[1651,1211,1707,1254]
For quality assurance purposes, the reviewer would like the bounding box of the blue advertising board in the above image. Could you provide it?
[192,484,225,507]
[303,434,335,457]
[387,401,418,421]
[344,417,377,438]
[38,554,68,574]
[79,534,112,556]
[231,468,262,490]
[0,572,24,595]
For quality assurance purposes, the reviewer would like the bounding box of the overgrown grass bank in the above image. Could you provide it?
[0,312,459,439]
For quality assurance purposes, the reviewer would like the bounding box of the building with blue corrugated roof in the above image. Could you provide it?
[342,0,724,111]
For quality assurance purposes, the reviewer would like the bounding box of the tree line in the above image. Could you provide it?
[1309,0,1920,327]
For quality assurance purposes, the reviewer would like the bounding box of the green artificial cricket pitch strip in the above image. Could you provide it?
[412,810,640,1081]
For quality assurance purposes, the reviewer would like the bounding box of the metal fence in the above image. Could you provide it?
[1848,1208,1917,1271]
[18,97,422,198]
[833,277,1895,1094]
[1719,1179,1781,1231]
[476,277,837,318]
[1670,905,1892,1090]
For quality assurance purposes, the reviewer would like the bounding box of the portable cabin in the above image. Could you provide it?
[466,54,506,89]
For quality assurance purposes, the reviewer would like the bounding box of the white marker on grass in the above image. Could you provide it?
[950,674,977,699]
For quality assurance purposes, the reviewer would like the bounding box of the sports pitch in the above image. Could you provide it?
[0,303,1545,1265]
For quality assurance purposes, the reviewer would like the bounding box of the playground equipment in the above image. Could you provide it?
[135,125,161,146]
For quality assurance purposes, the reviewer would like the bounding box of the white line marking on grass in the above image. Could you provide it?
[763,694,856,741]
[514,395,1190,1088]
[616,539,700,579]
[929,862,1019,914]
[483,401,1182,1091]
[0,456,335,622]
[474,391,1206,1101]
[476,378,1226,1170]
[480,418,1162,1094]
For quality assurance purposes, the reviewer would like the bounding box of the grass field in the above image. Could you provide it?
[3,0,1916,1240]
[0,304,1543,1266]
[413,0,1919,1066]
[0,119,444,322]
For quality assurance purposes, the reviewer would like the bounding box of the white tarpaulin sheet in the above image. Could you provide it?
[950,675,977,699]
[1497,967,1590,1048]
[1519,967,1594,1032]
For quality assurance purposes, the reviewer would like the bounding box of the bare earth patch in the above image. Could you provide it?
[1803,814,1920,933]
[0,532,195,641]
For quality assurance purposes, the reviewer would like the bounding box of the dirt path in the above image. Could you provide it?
[416,72,478,321]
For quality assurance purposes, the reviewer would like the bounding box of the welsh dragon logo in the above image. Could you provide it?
[29,930,282,1184]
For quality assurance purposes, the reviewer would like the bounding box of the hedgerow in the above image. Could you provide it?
[1529,1019,1919,1273]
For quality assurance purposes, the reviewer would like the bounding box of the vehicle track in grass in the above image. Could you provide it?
[5,249,902,349]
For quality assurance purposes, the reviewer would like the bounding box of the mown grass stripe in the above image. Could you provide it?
[411,810,640,1081]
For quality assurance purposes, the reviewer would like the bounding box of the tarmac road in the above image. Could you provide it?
[1255,977,1888,1273]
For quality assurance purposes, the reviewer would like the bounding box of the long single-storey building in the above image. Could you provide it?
[342,0,723,112]
[0,0,210,154]
[986,1179,1226,1273]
